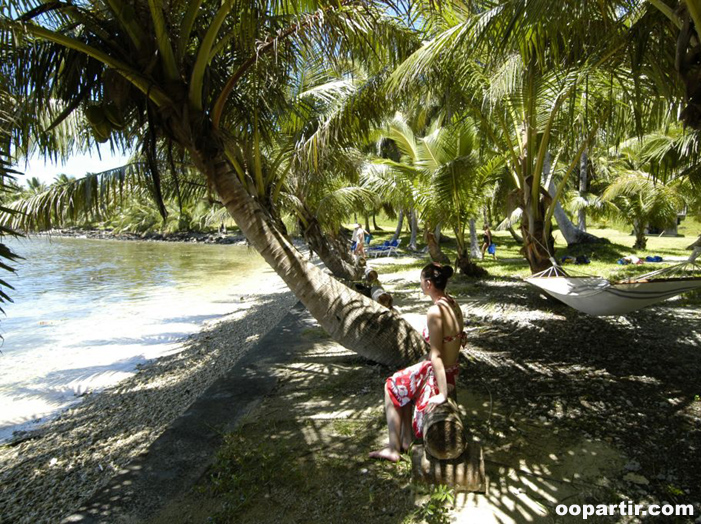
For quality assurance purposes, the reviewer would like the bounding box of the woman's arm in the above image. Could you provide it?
[426,306,448,404]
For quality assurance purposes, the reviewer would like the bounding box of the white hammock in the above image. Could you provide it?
[524,249,701,316]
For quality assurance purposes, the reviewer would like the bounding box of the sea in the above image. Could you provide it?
[0,235,283,442]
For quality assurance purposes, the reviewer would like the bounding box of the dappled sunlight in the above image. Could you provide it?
[445,276,700,519]
[139,305,645,523]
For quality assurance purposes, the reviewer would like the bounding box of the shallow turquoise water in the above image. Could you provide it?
[0,236,282,441]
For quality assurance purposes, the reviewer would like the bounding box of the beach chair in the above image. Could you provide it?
[367,240,390,258]
[386,239,401,256]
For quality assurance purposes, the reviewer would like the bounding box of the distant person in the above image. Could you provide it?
[353,268,378,297]
[351,223,368,258]
[481,225,496,260]
[370,263,465,462]
[365,268,380,286]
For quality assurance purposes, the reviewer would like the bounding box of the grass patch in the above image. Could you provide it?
[366,222,698,284]
[202,416,423,523]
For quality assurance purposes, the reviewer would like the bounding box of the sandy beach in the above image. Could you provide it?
[0,269,297,523]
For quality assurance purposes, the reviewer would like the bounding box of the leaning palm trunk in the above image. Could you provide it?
[409,209,419,250]
[547,179,602,246]
[202,153,425,366]
[578,148,588,231]
[469,219,481,259]
[508,225,523,244]
[391,210,404,242]
[424,221,449,264]
[302,217,363,281]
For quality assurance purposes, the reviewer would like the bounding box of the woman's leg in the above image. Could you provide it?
[370,387,408,462]
[399,402,413,451]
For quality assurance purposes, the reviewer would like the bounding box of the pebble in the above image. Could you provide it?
[623,473,650,485]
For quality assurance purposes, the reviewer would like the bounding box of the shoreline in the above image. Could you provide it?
[31,227,249,245]
[0,275,298,523]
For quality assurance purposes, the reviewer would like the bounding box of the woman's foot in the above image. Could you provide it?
[369,447,401,462]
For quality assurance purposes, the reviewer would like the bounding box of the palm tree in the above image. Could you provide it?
[601,171,686,250]
[363,112,426,250]
[24,176,47,196]
[0,84,23,315]
[594,128,696,249]
[416,117,500,274]
[1,1,430,366]
[386,1,681,272]
[276,67,382,281]
[365,112,499,272]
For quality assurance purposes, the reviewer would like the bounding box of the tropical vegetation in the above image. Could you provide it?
[1,0,701,360]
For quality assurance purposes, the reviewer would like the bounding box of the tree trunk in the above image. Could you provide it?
[391,210,404,242]
[547,178,602,246]
[424,221,450,264]
[364,214,370,233]
[469,219,481,259]
[455,234,487,277]
[455,255,488,277]
[508,225,523,244]
[302,217,362,281]
[633,221,647,250]
[520,177,555,274]
[409,209,419,251]
[434,223,442,244]
[578,148,588,231]
[200,153,426,367]
[372,213,379,231]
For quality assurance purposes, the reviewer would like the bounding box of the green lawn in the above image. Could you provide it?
[352,215,700,282]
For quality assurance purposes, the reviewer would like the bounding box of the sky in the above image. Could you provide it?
[13,149,133,187]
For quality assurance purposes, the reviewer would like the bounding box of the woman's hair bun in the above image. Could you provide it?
[421,262,454,290]
[441,265,454,279]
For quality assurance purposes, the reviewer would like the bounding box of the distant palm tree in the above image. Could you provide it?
[363,112,426,252]
[595,134,690,249]
[25,176,47,196]
[417,117,501,274]
[601,171,685,250]
[52,173,75,186]
[387,1,680,272]
[365,112,500,273]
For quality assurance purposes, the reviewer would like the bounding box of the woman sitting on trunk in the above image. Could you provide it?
[369,263,466,462]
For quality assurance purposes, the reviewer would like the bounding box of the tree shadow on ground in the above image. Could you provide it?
[151,320,637,524]
[461,277,701,518]
[153,340,421,524]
